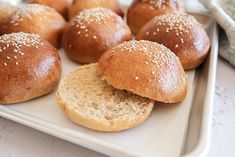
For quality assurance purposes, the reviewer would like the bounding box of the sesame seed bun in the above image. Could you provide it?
[62,8,132,64]
[98,40,187,103]
[26,0,73,19]
[136,13,210,70]
[0,32,61,104]
[127,0,184,34]
[2,4,66,48]
[68,0,124,20]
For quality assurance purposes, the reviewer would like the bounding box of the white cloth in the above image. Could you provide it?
[201,0,235,67]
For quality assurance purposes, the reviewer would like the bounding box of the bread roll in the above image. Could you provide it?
[0,3,18,35]
[127,0,184,34]
[63,8,132,64]
[136,13,210,70]
[56,63,154,131]
[98,40,187,103]
[2,4,66,48]
[26,0,73,19]
[0,32,61,104]
[69,0,124,20]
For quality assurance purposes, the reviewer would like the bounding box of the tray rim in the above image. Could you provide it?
[181,23,219,157]
[0,21,218,157]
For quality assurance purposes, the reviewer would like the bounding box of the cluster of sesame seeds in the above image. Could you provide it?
[145,13,200,49]
[142,0,175,9]
[0,32,42,67]
[71,8,116,39]
[10,4,51,26]
[111,40,176,80]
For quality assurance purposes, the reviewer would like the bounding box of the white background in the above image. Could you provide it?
[0,58,234,157]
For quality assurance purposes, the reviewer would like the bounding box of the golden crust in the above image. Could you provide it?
[0,32,61,104]
[68,0,124,20]
[127,0,184,34]
[62,8,132,64]
[2,4,66,48]
[26,0,73,19]
[98,40,187,103]
[136,13,210,70]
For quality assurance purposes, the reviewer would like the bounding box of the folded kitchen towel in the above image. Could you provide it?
[201,0,235,67]
[219,0,235,67]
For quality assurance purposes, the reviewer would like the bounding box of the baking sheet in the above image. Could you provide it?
[0,1,218,157]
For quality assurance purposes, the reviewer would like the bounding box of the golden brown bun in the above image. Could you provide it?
[98,40,187,103]
[0,32,61,104]
[68,0,124,20]
[136,13,210,70]
[63,8,132,64]
[0,3,18,35]
[26,0,73,19]
[127,0,184,34]
[2,4,66,48]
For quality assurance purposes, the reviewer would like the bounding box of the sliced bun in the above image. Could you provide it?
[63,8,132,64]
[2,4,66,48]
[56,63,154,131]
[0,32,61,104]
[136,13,210,70]
[127,0,184,34]
[69,0,124,20]
[98,40,187,103]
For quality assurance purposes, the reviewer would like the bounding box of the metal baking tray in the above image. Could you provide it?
[0,1,218,157]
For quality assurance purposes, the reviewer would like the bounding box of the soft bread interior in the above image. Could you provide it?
[56,63,154,131]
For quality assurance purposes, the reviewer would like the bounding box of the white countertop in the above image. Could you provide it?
[0,57,234,157]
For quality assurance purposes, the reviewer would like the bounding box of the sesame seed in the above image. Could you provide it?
[153,13,200,38]
[80,25,86,29]
[0,32,42,67]
[134,76,139,80]
[142,0,174,9]
[152,71,155,75]
[10,4,54,26]
[72,8,118,36]
[111,40,176,71]
[146,32,150,35]
[175,44,179,48]
[181,38,184,44]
